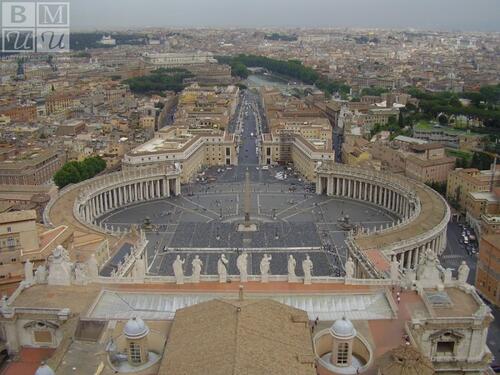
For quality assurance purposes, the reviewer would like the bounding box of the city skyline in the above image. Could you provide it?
[0,1,499,373]
[70,0,500,32]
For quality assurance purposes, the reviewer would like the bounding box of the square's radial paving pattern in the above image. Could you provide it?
[99,167,397,277]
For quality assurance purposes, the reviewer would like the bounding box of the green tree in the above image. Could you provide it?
[231,62,249,78]
[53,156,107,189]
[426,181,447,196]
[470,151,494,170]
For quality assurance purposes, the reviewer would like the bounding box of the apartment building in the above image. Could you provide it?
[446,167,500,212]
[476,225,500,307]
[369,142,455,183]
[123,126,238,183]
[404,144,456,183]
[0,103,37,123]
[0,210,38,280]
[0,147,66,185]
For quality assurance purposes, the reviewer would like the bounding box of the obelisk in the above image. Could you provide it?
[238,168,257,232]
[244,169,251,224]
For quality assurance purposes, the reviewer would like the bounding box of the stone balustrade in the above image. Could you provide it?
[88,274,397,287]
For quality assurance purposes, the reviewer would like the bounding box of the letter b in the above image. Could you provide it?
[2,2,36,27]
[11,5,26,23]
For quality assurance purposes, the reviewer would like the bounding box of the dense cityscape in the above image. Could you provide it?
[0,2,499,374]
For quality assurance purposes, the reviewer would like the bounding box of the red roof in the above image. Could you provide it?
[1,347,55,375]
[364,248,391,272]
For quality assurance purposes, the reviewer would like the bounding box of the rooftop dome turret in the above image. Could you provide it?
[330,317,356,339]
[34,362,55,375]
[123,317,149,339]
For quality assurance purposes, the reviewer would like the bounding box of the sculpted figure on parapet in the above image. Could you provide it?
[191,255,203,283]
[237,253,248,282]
[218,254,229,283]
[302,255,313,285]
[260,254,272,282]
[288,255,297,282]
[173,255,185,284]
[415,248,442,287]
[458,261,470,284]
[345,257,355,279]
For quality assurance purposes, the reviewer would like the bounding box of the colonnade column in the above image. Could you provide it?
[176,178,181,196]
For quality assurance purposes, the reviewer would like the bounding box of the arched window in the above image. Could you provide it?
[337,342,349,365]
[129,342,142,364]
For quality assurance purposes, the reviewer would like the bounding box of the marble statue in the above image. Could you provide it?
[458,261,470,284]
[217,254,228,283]
[1,295,8,310]
[34,265,47,284]
[260,254,272,283]
[87,254,99,279]
[191,255,203,283]
[24,259,34,285]
[390,258,400,281]
[54,245,70,262]
[302,255,313,285]
[47,245,73,286]
[287,255,297,282]
[418,251,425,266]
[130,224,139,238]
[132,255,146,281]
[74,263,88,284]
[237,253,248,282]
[345,257,355,279]
[173,255,185,284]
[415,248,443,288]
[405,268,417,284]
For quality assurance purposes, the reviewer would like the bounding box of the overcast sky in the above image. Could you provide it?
[70,0,500,32]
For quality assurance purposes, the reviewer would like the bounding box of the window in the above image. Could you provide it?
[34,330,53,344]
[337,342,349,365]
[7,227,11,233]
[129,342,142,364]
[436,341,455,355]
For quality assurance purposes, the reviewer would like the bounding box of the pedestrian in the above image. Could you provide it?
[397,296,401,304]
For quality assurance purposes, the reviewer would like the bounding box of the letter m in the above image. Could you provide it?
[37,3,69,26]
